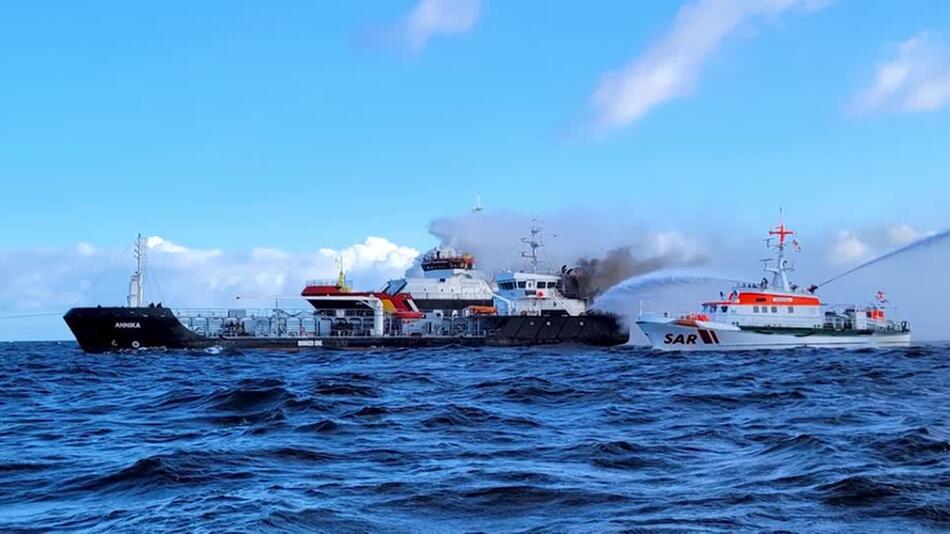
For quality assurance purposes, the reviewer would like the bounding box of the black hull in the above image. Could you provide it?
[63,307,629,353]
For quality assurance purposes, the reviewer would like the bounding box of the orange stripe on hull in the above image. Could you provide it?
[703,292,820,307]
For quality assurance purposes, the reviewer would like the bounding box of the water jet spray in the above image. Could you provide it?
[814,229,950,289]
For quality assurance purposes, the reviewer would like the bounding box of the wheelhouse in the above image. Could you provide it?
[493,271,586,317]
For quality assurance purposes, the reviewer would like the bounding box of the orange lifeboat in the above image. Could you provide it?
[675,312,710,327]
[466,305,497,316]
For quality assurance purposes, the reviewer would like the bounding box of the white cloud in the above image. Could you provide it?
[826,224,934,267]
[886,224,922,246]
[851,31,950,114]
[400,0,481,52]
[146,236,199,255]
[828,230,873,266]
[589,0,828,130]
[319,236,419,272]
[76,242,96,256]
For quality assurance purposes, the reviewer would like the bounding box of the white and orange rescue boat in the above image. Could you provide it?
[636,218,911,351]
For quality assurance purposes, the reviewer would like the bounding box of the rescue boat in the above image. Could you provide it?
[636,217,911,351]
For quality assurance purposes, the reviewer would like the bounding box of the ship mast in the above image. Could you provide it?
[520,220,545,273]
[127,234,147,307]
[765,210,794,292]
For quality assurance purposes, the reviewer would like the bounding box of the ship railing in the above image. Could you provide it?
[171,308,416,339]
[636,300,692,320]
[172,308,315,319]
[636,310,696,321]
[304,279,351,287]
[173,308,319,338]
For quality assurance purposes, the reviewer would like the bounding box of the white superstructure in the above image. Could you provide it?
[491,223,588,317]
[382,246,495,311]
[493,271,586,316]
[383,224,594,318]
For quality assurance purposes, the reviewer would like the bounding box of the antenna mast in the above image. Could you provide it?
[765,210,795,291]
[520,220,545,273]
[128,234,147,307]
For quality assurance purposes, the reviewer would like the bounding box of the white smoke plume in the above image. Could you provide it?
[421,209,707,280]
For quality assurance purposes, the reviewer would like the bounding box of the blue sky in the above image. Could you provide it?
[1,0,950,339]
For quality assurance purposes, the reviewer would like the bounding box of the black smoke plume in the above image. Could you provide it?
[560,247,696,300]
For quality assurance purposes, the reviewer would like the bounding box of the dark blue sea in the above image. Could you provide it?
[0,342,946,532]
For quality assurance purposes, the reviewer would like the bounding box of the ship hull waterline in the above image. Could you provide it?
[64,307,629,353]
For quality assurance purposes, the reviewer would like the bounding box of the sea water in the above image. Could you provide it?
[0,342,946,531]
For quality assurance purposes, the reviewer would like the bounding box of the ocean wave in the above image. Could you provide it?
[295,419,341,433]
[1,341,947,531]
[869,427,950,464]
[69,450,251,493]
[312,382,380,398]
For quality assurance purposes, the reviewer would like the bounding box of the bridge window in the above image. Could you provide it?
[720,306,728,313]
[771,306,778,313]
[517,281,526,289]
[753,306,760,313]
[788,306,794,313]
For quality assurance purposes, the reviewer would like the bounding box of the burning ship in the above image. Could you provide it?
[636,217,911,351]
[64,229,628,352]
